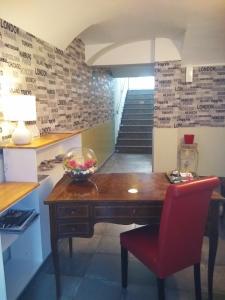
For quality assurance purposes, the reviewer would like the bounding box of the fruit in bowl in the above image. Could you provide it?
[63,148,97,181]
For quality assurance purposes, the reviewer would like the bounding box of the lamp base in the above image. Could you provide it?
[12,121,32,145]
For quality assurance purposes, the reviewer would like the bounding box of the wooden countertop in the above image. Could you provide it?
[0,131,83,149]
[0,182,39,212]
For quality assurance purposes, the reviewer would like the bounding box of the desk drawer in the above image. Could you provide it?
[57,222,90,236]
[94,205,161,219]
[56,205,89,219]
[132,206,161,217]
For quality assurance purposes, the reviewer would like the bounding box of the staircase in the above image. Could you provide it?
[116,89,154,154]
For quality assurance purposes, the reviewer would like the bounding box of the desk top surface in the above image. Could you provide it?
[45,173,223,204]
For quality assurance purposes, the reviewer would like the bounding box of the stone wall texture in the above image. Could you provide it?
[0,18,114,137]
[154,61,225,128]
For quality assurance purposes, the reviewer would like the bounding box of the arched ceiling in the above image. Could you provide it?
[1,0,225,64]
[0,0,119,49]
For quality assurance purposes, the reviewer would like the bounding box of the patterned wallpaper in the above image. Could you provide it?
[0,18,114,138]
[154,61,225,128]
[1,18,224,137]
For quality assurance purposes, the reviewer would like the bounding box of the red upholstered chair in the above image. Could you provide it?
[120,177,219,300]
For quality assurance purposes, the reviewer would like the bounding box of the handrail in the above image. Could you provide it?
[116,80,127,114]
[114,79,128,141]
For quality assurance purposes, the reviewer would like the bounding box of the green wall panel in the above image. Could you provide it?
[81,121,115,167]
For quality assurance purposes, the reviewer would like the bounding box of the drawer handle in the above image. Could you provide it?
[71,226,77,231]
[132,208,136,215]
[71,209,77,215]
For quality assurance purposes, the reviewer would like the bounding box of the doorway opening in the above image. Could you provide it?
[114,74,154,172]
[128,76,155,90]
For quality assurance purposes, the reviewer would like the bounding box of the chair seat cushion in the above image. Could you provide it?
[120,225,159,275]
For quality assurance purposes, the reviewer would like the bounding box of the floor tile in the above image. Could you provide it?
[201,264,225,293]
[166,267,196,292]
[42,253,93,277]
[201,236,225,266]
[99,154,152,174]
[120,284,157,300]
[104,223,135,237]
[120,284,196,300]
[19,272,81,300]
[127,258,156,286]
[85,253,121,283]
[74,277,122,300]
[94,223,108,236]
[201,237,210,264]
[60,236,101,255]
[166,288,195,300]
[212,293,225,300]
[96,236,121,255]
[214,238,225,266]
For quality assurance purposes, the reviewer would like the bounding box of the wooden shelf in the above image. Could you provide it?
[0,131,83,300]
[0,182,39,213]
[0,131,82,149]
[38,163,64,185]
[1,216,39,252]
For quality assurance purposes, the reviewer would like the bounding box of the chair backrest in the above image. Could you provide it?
[158,177,219,277]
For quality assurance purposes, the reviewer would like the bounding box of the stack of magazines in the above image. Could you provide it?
[0,209,38,232]
[166,171,195,184]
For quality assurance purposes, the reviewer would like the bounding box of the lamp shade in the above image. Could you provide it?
[3,95,37,121]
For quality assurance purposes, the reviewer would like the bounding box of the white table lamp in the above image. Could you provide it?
[3,95,37,145]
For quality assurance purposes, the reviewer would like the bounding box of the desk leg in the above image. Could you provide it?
[69,238,73,257]
[208,202,219,300]
[49,206,61,299]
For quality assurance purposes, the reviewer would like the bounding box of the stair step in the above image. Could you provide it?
[127,97,153,100]
[123,108,153,114]
[127,93,155,100]
[124,103,154,109]
[117,138,152,141]
[117,138,152,146]
[121,119,153,125]
[118,132,152,139]
[116,89,154,152]
[120,125,153,132]
[126,99,154,104]
[116,145,152,154]
[127,90,154,95]
[123,113,153,120]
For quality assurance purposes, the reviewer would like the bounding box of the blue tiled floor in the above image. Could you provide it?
[18,154,225,300]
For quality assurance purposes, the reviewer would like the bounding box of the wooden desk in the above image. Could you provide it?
[45,173,223,300]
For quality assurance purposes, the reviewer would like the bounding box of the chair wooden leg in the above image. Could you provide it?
[194,263,202,300]
[121,246,128,288]
[69,238,73,257]
[156,278,165,300]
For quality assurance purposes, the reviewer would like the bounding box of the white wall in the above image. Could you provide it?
[178,127,225,177]
[153,128,178,172]
[85,43,114,64]
[154,38,181,62]
[153,127,225,177]
[86,38,181,66]
[88,40,153,66]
